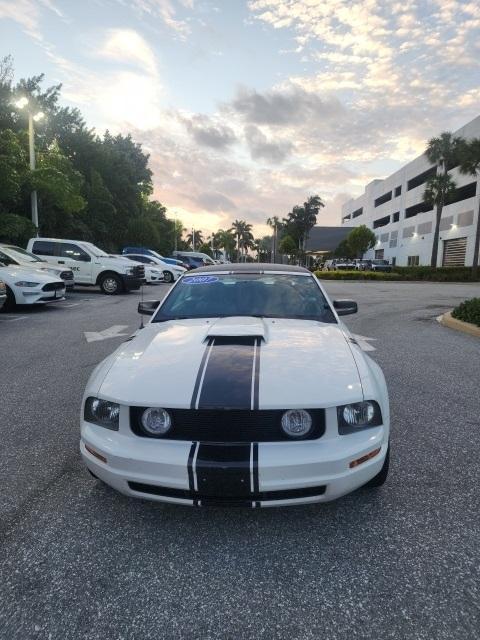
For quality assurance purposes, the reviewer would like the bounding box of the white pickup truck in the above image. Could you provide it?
[27,238,145,295]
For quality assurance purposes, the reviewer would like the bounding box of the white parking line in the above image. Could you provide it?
[84,325,130,342]
[351,333,377,351]
[0,315,28,322]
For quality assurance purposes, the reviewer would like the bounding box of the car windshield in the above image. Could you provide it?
[153,273,336,323]
[82,242,109,257]
[2,246,44,263]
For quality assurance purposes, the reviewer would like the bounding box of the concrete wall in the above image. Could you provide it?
[341,115,480,266]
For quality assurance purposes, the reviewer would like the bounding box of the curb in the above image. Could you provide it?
[437,311,480,338]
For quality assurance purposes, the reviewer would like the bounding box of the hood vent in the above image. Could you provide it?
[206,316,267,341]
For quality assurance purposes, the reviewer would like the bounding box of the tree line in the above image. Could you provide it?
[0,56,179,254]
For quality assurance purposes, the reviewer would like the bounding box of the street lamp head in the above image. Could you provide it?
[14,97,29,109]
[33,111,45,122]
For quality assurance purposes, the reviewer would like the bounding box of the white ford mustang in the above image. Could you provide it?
[80,264,390,507]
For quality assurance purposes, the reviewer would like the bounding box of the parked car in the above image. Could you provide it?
[172,251,216,268]
[0,279,6,311]
[323,258,354,271]
[359,259,392,272]
[354,259,370,271]
[121,247,187,270]
[0,261,66,311]
[122,253,185,284]
[0,243,74,289]
[27,238,145,295]
[80,264,390,507]
[110,255,165,285]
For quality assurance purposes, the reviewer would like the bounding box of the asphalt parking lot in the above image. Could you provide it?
[1,280,479,640]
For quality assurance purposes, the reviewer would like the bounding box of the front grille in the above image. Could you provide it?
[130,408,325,442]
[60,271,73,281]
[42,282,65,292]
[128,481,326,504]
[132,265,145,278]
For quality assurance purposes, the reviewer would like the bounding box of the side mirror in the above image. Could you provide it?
[138,300,160,316]
[333,299,358,316]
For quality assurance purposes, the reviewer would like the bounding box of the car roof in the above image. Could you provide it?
[192,263,311,274]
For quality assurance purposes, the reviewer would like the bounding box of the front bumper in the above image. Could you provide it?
[17,287,66,304]
[80,414,388,507]
[122,275,143,291]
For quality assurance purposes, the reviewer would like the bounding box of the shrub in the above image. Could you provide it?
[314,266,480,282]
[451,298,480,327]
[391,266,480,282]
[314,270,399,280]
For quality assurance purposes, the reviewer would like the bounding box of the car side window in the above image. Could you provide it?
[0,250,14,265]
[59,243,91,262]
[32,240,56,256]
[130,255,148,264]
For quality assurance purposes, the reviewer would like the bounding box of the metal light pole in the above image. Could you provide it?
[174,212,178,252]
[14,97,44,234]
[28,113,39,230]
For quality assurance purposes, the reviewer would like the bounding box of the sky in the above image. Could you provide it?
[1,0,479,238]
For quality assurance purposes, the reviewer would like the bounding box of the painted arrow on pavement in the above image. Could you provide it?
[84,325,130,343]
[351,333,377,351]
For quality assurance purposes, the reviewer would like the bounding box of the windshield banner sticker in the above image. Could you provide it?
[183,275,219,285]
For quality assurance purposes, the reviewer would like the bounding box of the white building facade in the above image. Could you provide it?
[341,115,480,267]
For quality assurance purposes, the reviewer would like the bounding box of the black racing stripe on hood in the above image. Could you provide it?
[190,337,214,409]
[196,336,258,410]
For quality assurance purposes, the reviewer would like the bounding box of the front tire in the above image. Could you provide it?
[163,270,174,283]
[2,286,16,312]
[99,273,124,295]
[365,444,390,487]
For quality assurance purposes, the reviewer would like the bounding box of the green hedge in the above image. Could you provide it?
[315,270,398,280]
[315,266,480,282]
[451,298,480,327]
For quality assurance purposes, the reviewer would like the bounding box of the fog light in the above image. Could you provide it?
[141,408,172,436]
[281,409,312,438]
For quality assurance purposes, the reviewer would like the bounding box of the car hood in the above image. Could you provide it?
[96,317,363,409]
[0,263,64,283]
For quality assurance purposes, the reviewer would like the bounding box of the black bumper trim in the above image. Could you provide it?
[122,275,142,291]
[128,481,326,504]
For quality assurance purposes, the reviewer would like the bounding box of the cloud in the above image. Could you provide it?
[99,29,158,76]
[195,192,238,212]
[231,85,342,126]
[244,124,294,163]
[182,114,237,149]
[0,0,63,40]
[123,0,193,37]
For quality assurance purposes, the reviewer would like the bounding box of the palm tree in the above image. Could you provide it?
[282,195,324,265]
[423,173,457,267]
[458,137,480,276]
[303,195,324,251]
[214,228,236,260]
[266,216,282,263]
[425,133,464,266]
[230,219,254,261]
[185,229,203,250]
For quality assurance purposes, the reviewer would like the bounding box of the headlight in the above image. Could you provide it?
[281,409,313,438]
[84,397,120,430]
[15,281,40,287]
[141,407,172,436]
[337,401,382,434]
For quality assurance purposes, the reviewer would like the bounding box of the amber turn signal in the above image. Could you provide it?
[349,447,381,469]
[85,443,107,464]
